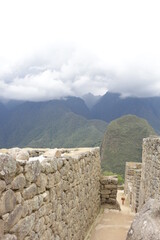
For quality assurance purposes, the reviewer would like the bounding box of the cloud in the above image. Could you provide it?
[1,45,160,102]
[1,1,160,101]
[0,47,109,101]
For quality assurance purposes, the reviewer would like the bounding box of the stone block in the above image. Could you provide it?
[11,174,26,190]
[10,213,35,239]
[4,204,23,231]
[36,173,47,193]
[2,234,17,240]
[104,184,117,189]
[0,219,4,236]
[0,154,17,184]
[47,174,55,188]
[0,180,6,192]
[100,190,111,195]
[105,198,117,204]
[25,161,41,183]
[0,190,16,216]
[22,183,37,200]
[16,150,29,161]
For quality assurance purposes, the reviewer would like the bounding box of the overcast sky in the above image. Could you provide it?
[1,0,160,101]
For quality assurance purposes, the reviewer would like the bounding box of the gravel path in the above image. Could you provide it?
[90,190,135,240]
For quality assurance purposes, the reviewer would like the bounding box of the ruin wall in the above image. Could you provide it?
[124,162,142,212]
[139,137,160,209]
[100,176,118,205]
[0,148,101,240]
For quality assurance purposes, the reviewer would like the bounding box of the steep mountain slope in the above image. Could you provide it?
[64,96,90,118]
[82,93,101,109]
[100,115,156,176]
[91,92,160,133]
[0,103,9,146]
[0,99,107,148]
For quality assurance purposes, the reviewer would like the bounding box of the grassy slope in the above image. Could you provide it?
[101,115,156,176]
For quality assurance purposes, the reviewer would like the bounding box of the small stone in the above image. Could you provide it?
[57,159,64,170]
[11,174,26,190]
[15,192,22,204]
[16,150,29,161]
[43,149,60,158]
[22,183,37,200]
[8,148,21,160]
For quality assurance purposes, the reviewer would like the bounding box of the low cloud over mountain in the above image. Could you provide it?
[1,1,160,101]
[1,46,160,102]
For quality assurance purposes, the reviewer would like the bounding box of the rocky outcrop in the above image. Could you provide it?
[126,198,160,240]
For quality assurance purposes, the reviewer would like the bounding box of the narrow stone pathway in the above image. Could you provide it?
[89,191,135,240]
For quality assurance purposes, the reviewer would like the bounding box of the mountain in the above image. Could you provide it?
[0,98,107,148]
[100,115,156,176]
[1,92,160,150]
[91,92,160,133]
[82,93,101,109]
[63,96,90,119]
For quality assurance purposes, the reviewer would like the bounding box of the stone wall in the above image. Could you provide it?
[100,176,118,205]
[124,162,142,211]
[126,137,160,239]
[139,137,160,209]
[131,169,141,212]
[0,147,101,240]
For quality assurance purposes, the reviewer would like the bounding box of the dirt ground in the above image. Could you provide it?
[90,190,135,240]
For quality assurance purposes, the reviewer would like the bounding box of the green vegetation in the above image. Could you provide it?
[27,112,107,148]
[0,106,107,148]
[102,170,124,185]
[0,98,107,148]
[101,115,156,177]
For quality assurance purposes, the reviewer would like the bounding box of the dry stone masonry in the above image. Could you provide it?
[0,147,101,240]
[126,137,160,240]
[100,176,118,205]
[139,137,160,208]
[124,162,142,212]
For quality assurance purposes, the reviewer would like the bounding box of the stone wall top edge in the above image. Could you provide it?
[0,147,99,154]
[143,136,160,142]
[0,147,100,166]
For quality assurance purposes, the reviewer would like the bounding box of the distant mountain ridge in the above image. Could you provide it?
[91,92,160,133]
[1,91,160,148]
[82,93,101,109]
[0,97,107,148]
